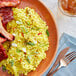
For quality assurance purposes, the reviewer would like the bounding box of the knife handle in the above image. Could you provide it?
[47,65,61,76]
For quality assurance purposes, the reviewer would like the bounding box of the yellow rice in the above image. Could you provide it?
[0,7,49,76]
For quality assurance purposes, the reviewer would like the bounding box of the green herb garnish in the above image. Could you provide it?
[25,28,28,33]
[27,56,30,60]
[46,30,49,37]
[26,56,30,64]
[26,59,30,64]
[9,60,14,66]
[27,22,30,25]
[26,42,35,46]
[16,48,21,53]
[2,65,6,72]
[35,52,39,54]
[21,27,28,33]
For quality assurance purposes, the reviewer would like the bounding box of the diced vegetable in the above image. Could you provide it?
[25,28,28,33]
[46,30,49,37]
[26,42,35,46]
[38,32,42,35]
[12,43,17,47]
[22,48,26,53]
[16,48,21,53]
[16,21,23,24]
[26,59,30,64]
[9,60,14,66]
[21,32,24,37]
[35,52,39,54]
[26,56,30,64]
[27,22,30,25]
[13,27,16,31]
[21,27,26,34]
[2,65,6,72]
[33,40,37,44]
[21,27,28,34]
[27,56,30,60]
[19,59,22,62]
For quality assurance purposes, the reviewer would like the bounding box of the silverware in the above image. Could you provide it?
[48,51,76,76]
[47,47,70,76]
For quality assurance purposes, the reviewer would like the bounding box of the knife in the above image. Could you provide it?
[47,47,70,76]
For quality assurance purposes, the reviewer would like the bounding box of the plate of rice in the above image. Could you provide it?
[0,0,58,76]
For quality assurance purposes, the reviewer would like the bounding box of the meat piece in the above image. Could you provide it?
[0,7,14,28]
[0,37,7,43]
[0,19,14,41]
[0,0,20,8]
[0,44,8,61]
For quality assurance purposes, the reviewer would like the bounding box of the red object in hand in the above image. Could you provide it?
[38,32,42,35]
[0,0,21,8]
[0,44,8,61]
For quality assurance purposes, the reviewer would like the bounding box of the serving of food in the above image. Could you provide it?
[0,0,58,76]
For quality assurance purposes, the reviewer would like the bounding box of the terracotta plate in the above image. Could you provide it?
[0,0,58,76]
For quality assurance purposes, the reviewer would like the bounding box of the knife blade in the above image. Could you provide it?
[47,47,70,76]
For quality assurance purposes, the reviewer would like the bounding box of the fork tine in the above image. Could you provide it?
[63,52,76,64]
[65,52,76,58]
[67,56,76,64]
[66,52,76,61]
[63,52,74,60]
[69,53,76,60]
[70,56,76,62]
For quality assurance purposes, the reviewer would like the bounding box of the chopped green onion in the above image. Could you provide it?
[46,30,49,37]
[35,52,39,54]
[26,59,30,64]
[25,28,28,33]
[27,56,30,60]
[21,27,26,34]
[9,60,14,66]
[26,42,35,46]
[21,27,28,33]
[16,21,23,24]
[2,65,6,72]
[16,48,21,53]
[27,22,30,25]
[26,56,30,64]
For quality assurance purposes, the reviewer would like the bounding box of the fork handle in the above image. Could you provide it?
[47,65,62,76]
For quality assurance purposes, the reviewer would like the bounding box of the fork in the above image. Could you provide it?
[48,51,76,76]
